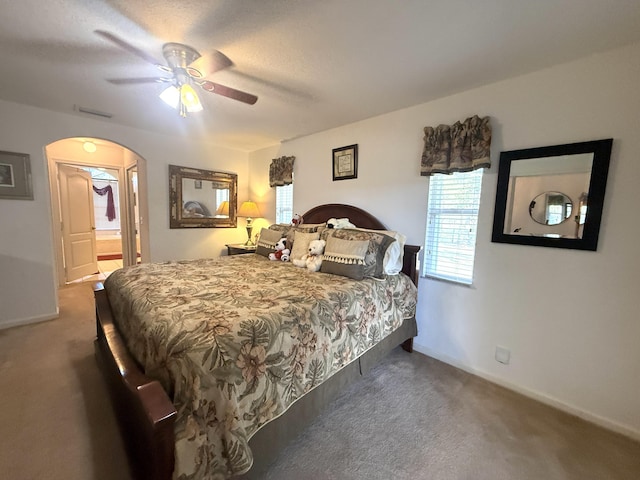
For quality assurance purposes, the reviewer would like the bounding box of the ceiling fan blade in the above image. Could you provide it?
[107,77,172,85]
[187,50,233,78]
[199,81,258,105]
[95,30,164,67]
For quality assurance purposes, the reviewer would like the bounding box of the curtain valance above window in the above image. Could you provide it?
[269,156,295,187]
[420,115,492,176]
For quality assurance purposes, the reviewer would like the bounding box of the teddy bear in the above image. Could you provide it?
[326,217,355,229]
[268,238,290,262]
[292,239,326,272]
[291,213,304,227]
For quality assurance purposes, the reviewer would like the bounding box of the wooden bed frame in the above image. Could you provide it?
[94,204,420,480]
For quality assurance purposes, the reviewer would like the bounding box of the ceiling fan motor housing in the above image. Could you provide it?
[162,43,204,79]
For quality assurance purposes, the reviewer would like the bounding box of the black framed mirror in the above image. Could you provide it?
[169,164,237,228]
[492,138,612,250]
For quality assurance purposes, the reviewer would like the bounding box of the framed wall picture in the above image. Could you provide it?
[332,144,358,181]
[0,151,33,200]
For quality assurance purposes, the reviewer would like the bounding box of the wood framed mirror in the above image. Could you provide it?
[491,138,612,250]
[169,164,237,228]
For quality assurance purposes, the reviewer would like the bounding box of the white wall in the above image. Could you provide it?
[0,100,251,328]
[249,42,640,438]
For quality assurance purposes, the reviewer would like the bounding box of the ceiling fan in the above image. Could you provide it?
[95,30,258,117]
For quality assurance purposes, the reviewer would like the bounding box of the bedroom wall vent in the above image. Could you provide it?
[74,105,113,119]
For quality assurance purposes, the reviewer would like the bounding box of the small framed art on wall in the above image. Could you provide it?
[332,144,358,181]
[0,151,33,200]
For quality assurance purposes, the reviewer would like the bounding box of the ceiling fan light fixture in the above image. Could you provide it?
[159,84,203,117]
[180,84,203,113]
[159,85,180,109]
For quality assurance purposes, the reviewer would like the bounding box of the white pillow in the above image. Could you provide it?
[384,231,406,275]
[354,228,406,275]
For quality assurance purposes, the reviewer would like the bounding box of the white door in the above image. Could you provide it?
[59,164,98,281]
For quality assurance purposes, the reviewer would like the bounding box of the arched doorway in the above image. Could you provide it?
[46,137,149,285]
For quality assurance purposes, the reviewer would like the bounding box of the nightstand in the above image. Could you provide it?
[226,243,257,256]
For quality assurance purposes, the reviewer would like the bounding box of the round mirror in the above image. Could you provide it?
[528,191,573,226]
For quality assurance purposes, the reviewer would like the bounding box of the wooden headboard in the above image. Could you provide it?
[301,204,420,286]
[303,203,387,230]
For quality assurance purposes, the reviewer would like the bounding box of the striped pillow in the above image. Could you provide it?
[325,228,396,278]
[255,228,285,257]
[320,236,369,280]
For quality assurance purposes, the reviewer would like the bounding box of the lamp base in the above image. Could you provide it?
[244,225,255,246]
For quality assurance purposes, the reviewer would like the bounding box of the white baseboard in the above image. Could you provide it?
[0,310,59,330]
[413,342,640,442]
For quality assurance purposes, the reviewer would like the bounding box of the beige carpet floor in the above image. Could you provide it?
[0,281,638,479]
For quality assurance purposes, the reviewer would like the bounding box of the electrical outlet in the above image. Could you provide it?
[495,346,510,365]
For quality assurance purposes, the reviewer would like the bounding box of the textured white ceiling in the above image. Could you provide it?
[1,0,640,151]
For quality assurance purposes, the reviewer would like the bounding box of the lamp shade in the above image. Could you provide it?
[238,201,261,218]
[215,200,229,216]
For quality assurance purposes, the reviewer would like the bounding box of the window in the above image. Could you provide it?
[275,183,293,224]
[215,187,229,206]
[423,169,483,285]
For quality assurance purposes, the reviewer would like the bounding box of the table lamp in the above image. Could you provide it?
[238,201,261,246]
[215,200,229,217]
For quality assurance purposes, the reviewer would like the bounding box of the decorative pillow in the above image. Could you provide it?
[255,228,285,257]
[353,228,406,275]
[268,222,291,236]
[269,223,325,251]
[319,227,334,242]
[290,230,321,260]
[329,228,396,278]
[295,222,326,230]
[320,236,369,280]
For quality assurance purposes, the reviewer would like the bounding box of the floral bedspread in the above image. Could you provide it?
[104,254,417,479]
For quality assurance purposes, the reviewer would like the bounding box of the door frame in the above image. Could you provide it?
[124,164,139,266]
[46,139,149,286]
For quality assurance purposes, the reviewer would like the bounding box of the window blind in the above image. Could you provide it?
[275,183,293,224]
[423,169,483,284]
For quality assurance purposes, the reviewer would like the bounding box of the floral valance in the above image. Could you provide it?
[269,155,295,187]
[420,115,491,176]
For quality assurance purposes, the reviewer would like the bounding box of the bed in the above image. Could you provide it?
[94,203,420,480]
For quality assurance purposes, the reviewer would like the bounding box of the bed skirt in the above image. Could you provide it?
[237,316,417,478]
